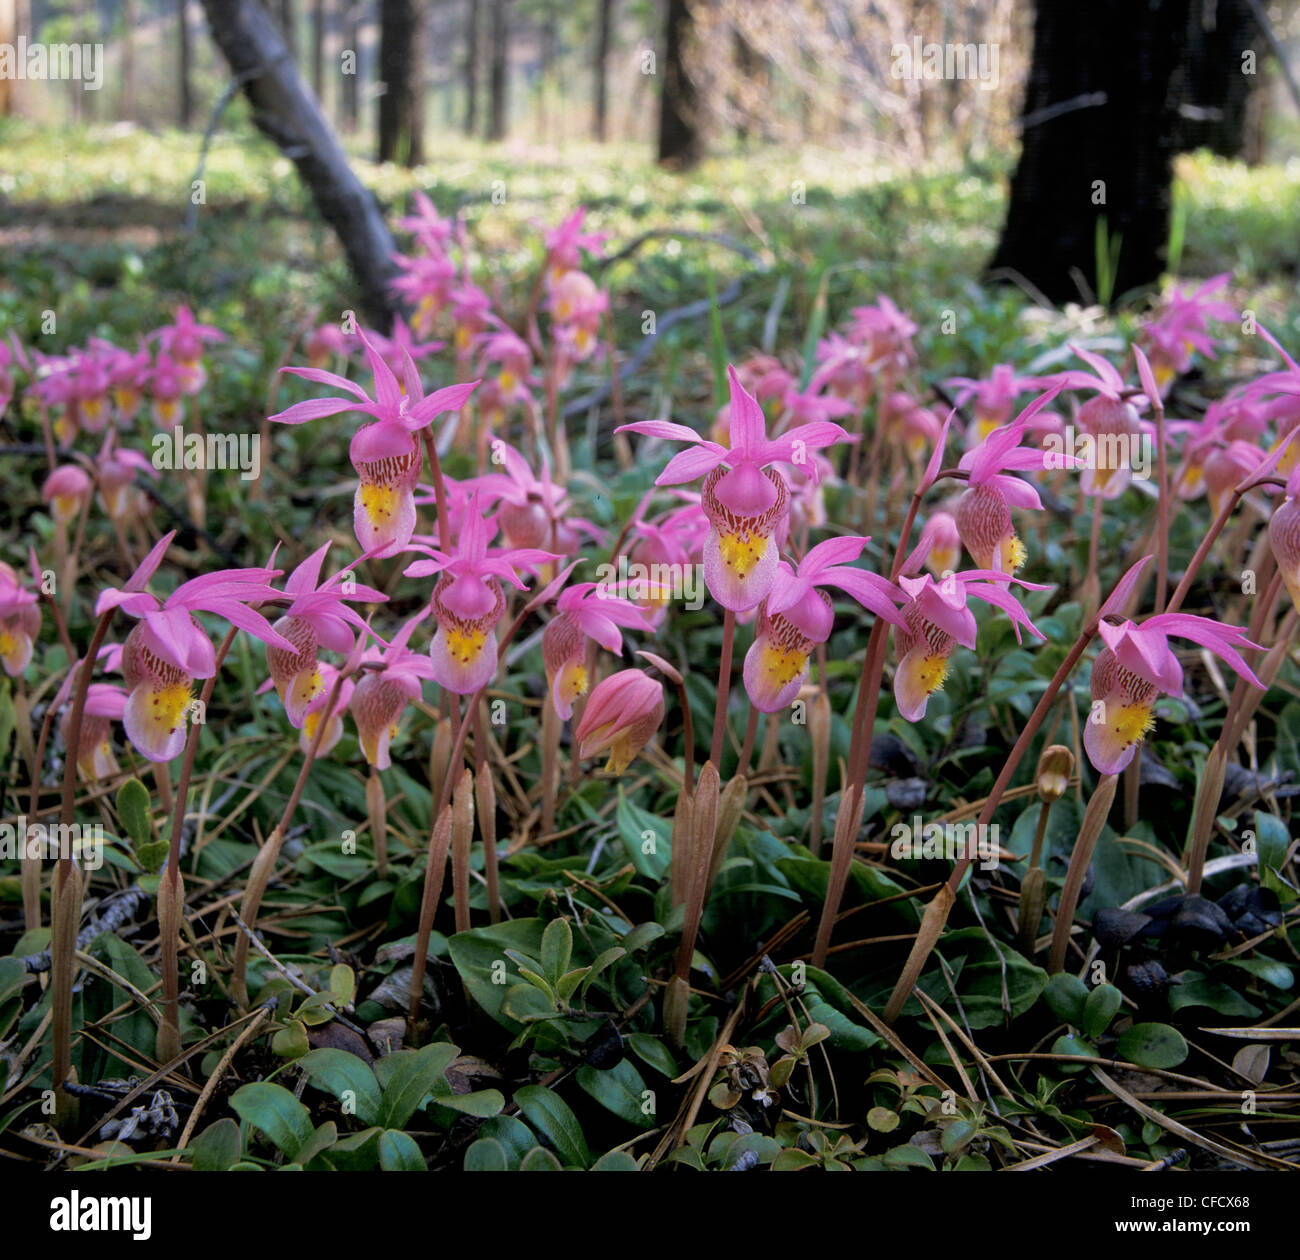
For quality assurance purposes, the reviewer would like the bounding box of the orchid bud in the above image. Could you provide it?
[1035,744,1074,803]
[266,615,323,728]
[42,465,93,526]
[574,668,664,774]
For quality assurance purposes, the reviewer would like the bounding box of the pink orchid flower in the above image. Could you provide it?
[152,305,224,393]
[946,365,1044,447]
[618,366,853,611]
[349,614,437,769]
[0,561,41,677]
[544,207,608,278]
[892,571,1047,721]
[626,500,710,627]
[900,510,962,579]
[397,190,456,253]
[743,536,906,713]
[50,644,125,780]
[96,433,158,524]
[90,338,151,425]
[299,662,354,756]
[403,496,558,694]
[95,532,295,761]
[271,327,478,556]
[542,580,656,719]
[574,668,664,774]
[1085,613,1263,775]
[42,464,93,526]
[1138,274,1235,393]
[148,351,187,427]
[264,542,388,728]
[954,385,1064,573]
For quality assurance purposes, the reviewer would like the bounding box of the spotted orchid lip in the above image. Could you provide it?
[743,603,818,713]
[701,465,789,612]
[1084,648,1159,774]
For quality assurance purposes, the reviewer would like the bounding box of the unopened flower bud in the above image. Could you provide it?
[1036,744,1074,803]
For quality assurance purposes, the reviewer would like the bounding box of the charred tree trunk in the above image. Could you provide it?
[179,0,194,127]
[377,0,425,165]
[593,0,613,141]
[657,0,701,168]
[1174,0,1264,161]
[341,2,359,130]
[464,0,480,134]
[989,0,1190,305]
[487,0,508,140]
[199,0,399,326]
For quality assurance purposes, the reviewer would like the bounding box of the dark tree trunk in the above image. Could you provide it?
[341,2,359,130]
[312,0,326,100]
[1174,0,1264,162]
[178,0,193,127]
[122,0,136,119]
[657,0,701,168]
[989,0,1190,305]
[199,0,398,327]
[487,0,508,140]
[464,0,479,134]
[377,0,426,165]
[732,23,759,144]
[593,0,613,141]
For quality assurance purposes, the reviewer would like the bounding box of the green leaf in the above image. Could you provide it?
[1225,958,1294,991]
[1170,976,1261,1018]
[882,1144,934,1171]
[378,1129,426,1171]
[473,1115,537,1170]
[515,1084,592,1168]
[135,840,169,875]
[190,1118,241,1171]
[1116,1023,1189,1070]
[591,1149,640,1171]
[1081,983,1123,1039]
[297,1048,382,1127]
[540,917,573,985]
[448,919,546,1031]
[616,792,671,880]
[376,1043,460,1129]
[295,1122,338,1168]
[464,1137,509,1171]
[555,967,591,1003]
[519,1145,563,1171]
[231,1082,315,1160]
[270,1019,309,1059]
[115,777,153,848]
[627,1033,677,1079]
[619,922,666,953]
[579,947,625,999]
[1051,1033,1095,1073]
[328,964,356,1006]
[1042,972,1090,1026]
[432,1087,504,1118]
[576,1059,651,1128]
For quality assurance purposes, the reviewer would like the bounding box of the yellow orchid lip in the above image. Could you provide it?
[359,481,398,526]
[717,528,768,581]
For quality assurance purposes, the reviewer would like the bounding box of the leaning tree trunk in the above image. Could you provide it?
[200,0,399,326]
[989,0,1190,305]
[593,0,613,141]
[179,0,193,127]
[377,0,425,165]
[487,0,508,140]
[657,0,701,168]
[279,0,297,59]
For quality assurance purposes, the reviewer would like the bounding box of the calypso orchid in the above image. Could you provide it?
[350,614,437,770]
[892,570,1048,721]
[95,531,295,761]
[618,366,853,611]
[1085,614,1263,775]
[954,385,1064,572]
[542,580,656,719]
[270,328,478,556]
[403,495,558,694]
[573,668,664,774]
[0,561,41,677]
[263,542,387,728]
[743,536,906,713]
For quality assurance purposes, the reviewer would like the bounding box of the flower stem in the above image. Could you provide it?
[709,609,736,770]
[1048,772,1118,973]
